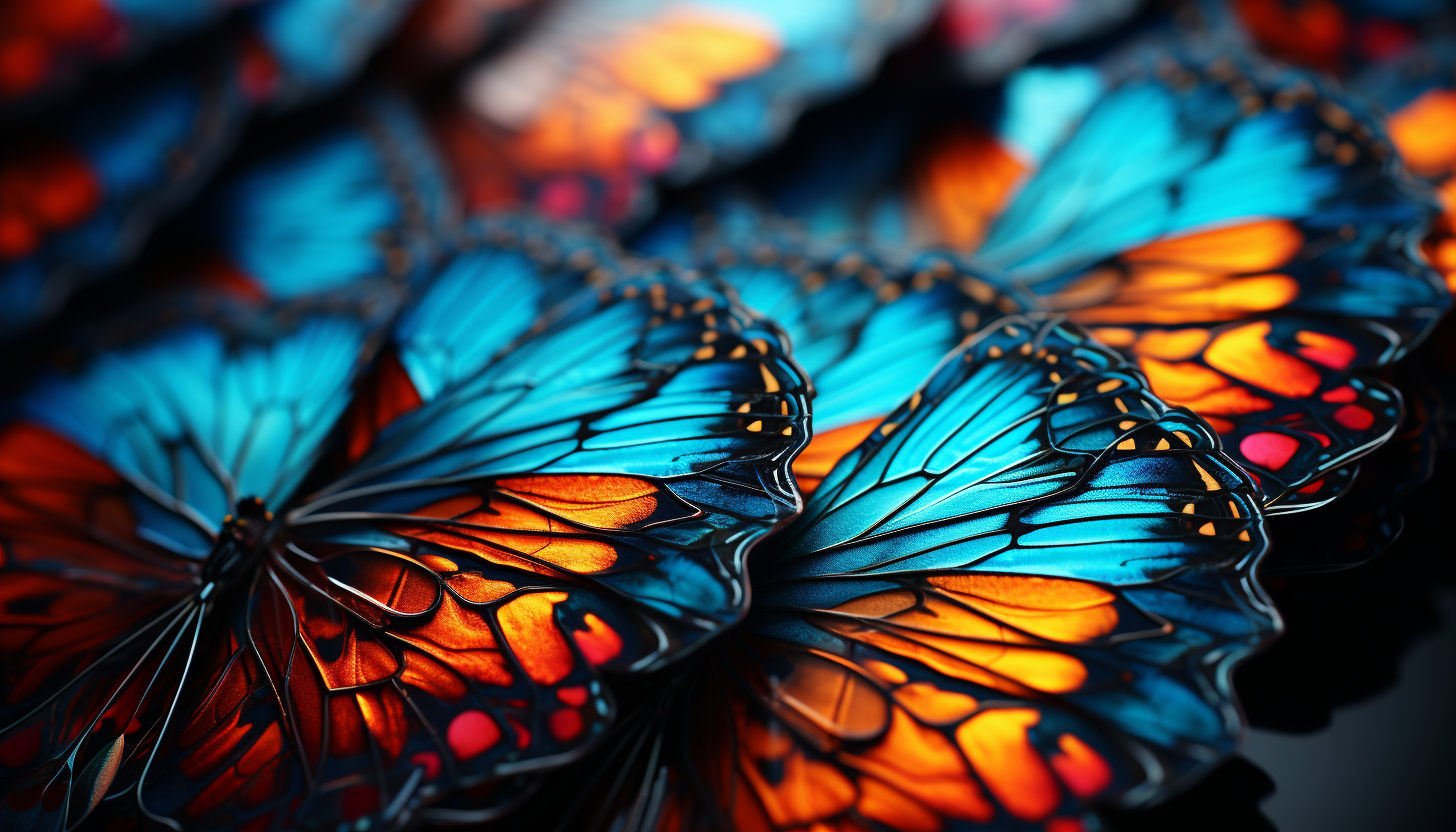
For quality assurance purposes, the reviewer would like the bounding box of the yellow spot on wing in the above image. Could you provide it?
[1192,461,1221,491]
[759,363,780,393]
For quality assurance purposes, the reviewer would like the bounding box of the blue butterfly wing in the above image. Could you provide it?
[120,229,809,828]
[0,45,250,335]
[440,0,938,224]
[0,297,376,832]
[191,91,456,299]
[638,217,1021,492]
[247,0,418,105]
[578,316,1276,831]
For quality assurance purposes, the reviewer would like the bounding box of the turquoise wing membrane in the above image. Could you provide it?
[671,39,1446,521]
[636,214,1029,493]
[245,0,419,107]
[294,230,812,669]
[187,91,456,299]
[0,297,376,832]
[468,315,1278,832]
[0,44,250,335]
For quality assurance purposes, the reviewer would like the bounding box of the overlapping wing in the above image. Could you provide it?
[639,219,1019,492]
[693,41,1446,516]
[0,45,250,334]
[435,0,938,223]
[182,91,456,300]
[544,316,1276,832]
[0,300,376,832]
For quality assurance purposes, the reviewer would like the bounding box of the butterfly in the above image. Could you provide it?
[477,314,1280,832]
[0,220,810,831]
[0,1,430,335]
[668,40,1449,517]
[167,90,458,303]
[434,0,940,224]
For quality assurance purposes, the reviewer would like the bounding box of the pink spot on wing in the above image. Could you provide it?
[1240,432,1301,471]
[447,710,500,760]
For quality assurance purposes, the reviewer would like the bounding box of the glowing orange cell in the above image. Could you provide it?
[355,688,409,759]
[739,744,857,828]
[571,612,623,666]
[1204,322,1320,398]
[1136,357,1228,401]
[1048,733,1113,798]
[495,474,664,529]
[1239,432,1301,471]
[855,777,942,832]
[497,592,574,685]
[916,126,1027,249]
[1128,329,1210,361]
[1388,89,1456,177]
[394,595,512,687]
[600,14,779,111]
[771,653,889,740]
[346,349,422,462]
[927,574,1119,643]
[956,709,1061,822]
[793,419,880,493]
[447,710,500,760]
[892,683,979,725]
[447,572,515,603]
[1123,220,1304,273]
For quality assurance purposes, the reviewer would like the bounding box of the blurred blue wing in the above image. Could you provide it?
[0,45,250,334]
[248,0,418,105]
[192,91,456,298]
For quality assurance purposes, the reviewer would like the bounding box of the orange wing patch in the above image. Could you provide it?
[486,10,779,176]
[1388,89,1456,178]
[792,419,881,494]
[394,475,692,575]
[1061,220,1303,324]
[914,126,1028,250]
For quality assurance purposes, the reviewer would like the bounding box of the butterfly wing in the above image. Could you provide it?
[438,0,938,223]
[638,218,1023,493]
[0,44,250,335]
[184,91,456,300]
[0,297,377,832]
[158,240,806,827]
[535,316,1276,832]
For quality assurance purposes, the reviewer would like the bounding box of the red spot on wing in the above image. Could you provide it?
[1048,734,1113,798]
[548,708,583,741]
[446,710,500,761]
[1321,385,1358,403]
[571,612,623,666]
[1333,404,1375,430]
[556,686,589,707]
[1239,432,1301,471]
[1294,330,1357,370]
[411,751,441,779]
